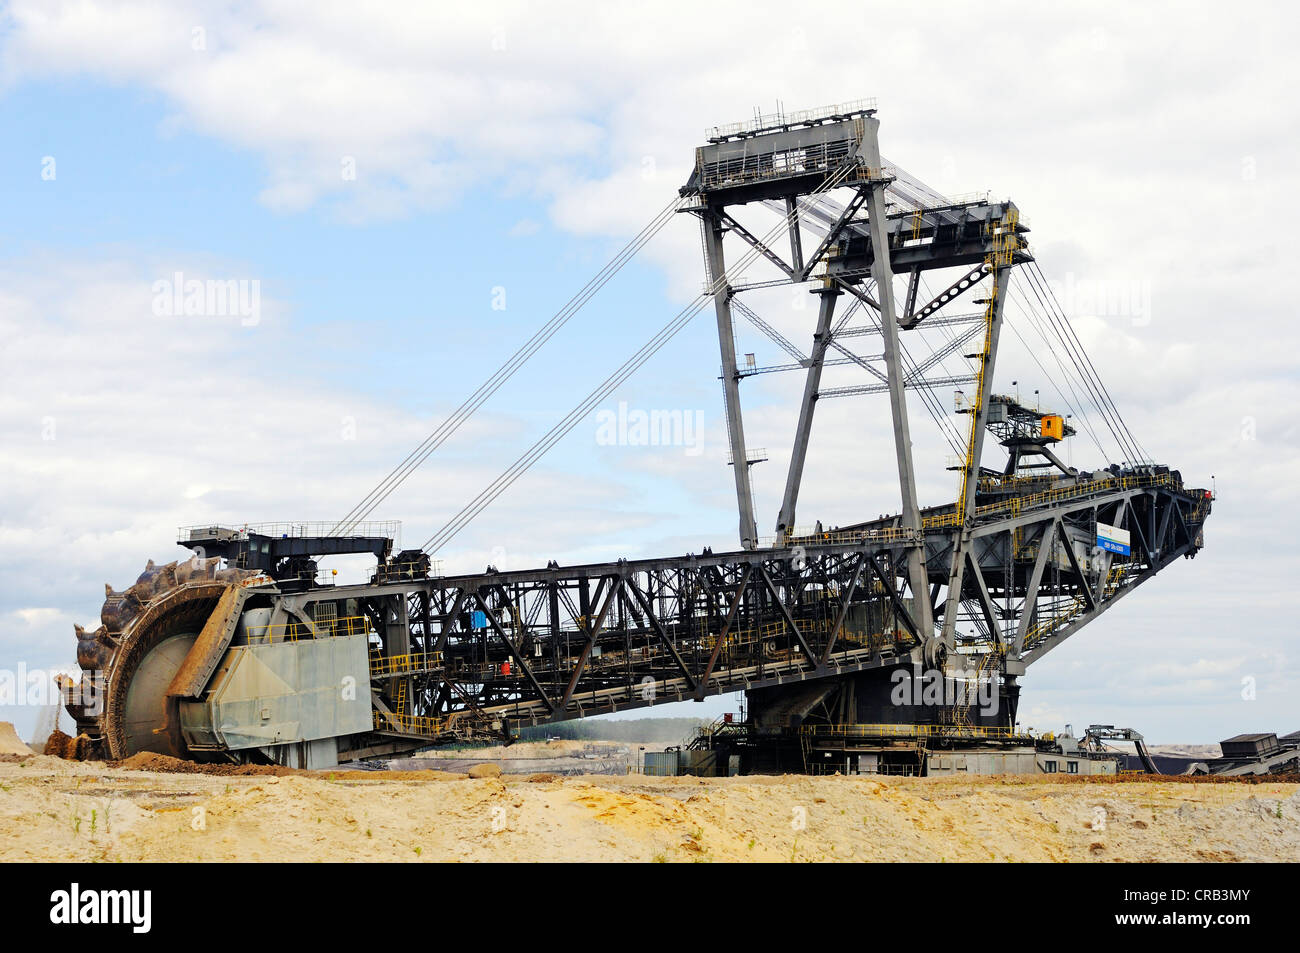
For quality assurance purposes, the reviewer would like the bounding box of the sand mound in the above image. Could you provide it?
[0,722,35,756]
[466,763,503,779]
[2,757,1297,862]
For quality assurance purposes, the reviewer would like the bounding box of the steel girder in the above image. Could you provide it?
[352,541,928,734]
[303,473,1209,753]
[930,479,1209,666]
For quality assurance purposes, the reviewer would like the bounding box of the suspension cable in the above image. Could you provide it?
[330,192,688,536]
[1025,262,1149,463]
[422,161,861,553]
[1001,282,1109,460]
[1020,264,1146,465]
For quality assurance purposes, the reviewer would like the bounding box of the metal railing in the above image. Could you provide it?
[705,99,876,140]
[977,472,1055,493]
[922,471,1184,530]
[781,524,921,547]
[369,651,443,678]
[1021,563,1134,651]
[373,710,445,737]
[180,520,400,543]
[423,615,899,685]
[699,617,828,652]
[243,614,372,644]
[699,140,861,188]
[802,723,1031,742]
[726,447,768,464]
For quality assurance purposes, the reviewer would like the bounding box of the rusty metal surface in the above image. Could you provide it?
[166,584,247,700]
[101,582,228,759]
[64,558,267,759]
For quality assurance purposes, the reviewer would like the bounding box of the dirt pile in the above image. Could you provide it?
[114,752,295,776]
[0,722,35,756]
[43,729,92,760]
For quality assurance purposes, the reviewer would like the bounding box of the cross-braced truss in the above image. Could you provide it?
[248,468,1207,759]
[320,105,1208,756]
[63,103,1213,768]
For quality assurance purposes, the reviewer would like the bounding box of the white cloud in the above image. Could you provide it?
[0,252,666,652]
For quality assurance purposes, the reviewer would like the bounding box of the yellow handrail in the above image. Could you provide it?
[370,651,443,678]
[373,710,445,736]
[924,471,1182,531]
[243,614,372,643]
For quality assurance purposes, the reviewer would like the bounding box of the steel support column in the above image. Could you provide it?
[1014,519,1056,655]
[785,196,804,274]
[776,285,841,541]
[860,116,935,645]
[940,265,1011,644]
[703,210,759,549]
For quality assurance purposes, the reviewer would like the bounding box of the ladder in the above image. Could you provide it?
[951,650,999,729]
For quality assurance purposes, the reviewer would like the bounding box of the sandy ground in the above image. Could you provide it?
[1,753,1297,862]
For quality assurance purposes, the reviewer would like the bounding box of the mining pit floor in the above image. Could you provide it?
[1,749,1296,862]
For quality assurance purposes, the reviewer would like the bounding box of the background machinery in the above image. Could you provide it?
[1079,725,1160,774]
[63,103,1211,771]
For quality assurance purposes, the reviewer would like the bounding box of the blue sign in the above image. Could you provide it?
[1096,522,1130,556]
[471,610,488,629]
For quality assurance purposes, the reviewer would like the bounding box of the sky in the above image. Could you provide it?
[1,0,1297,745]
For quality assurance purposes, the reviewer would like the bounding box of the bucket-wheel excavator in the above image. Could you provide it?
[62,103,1211,770]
